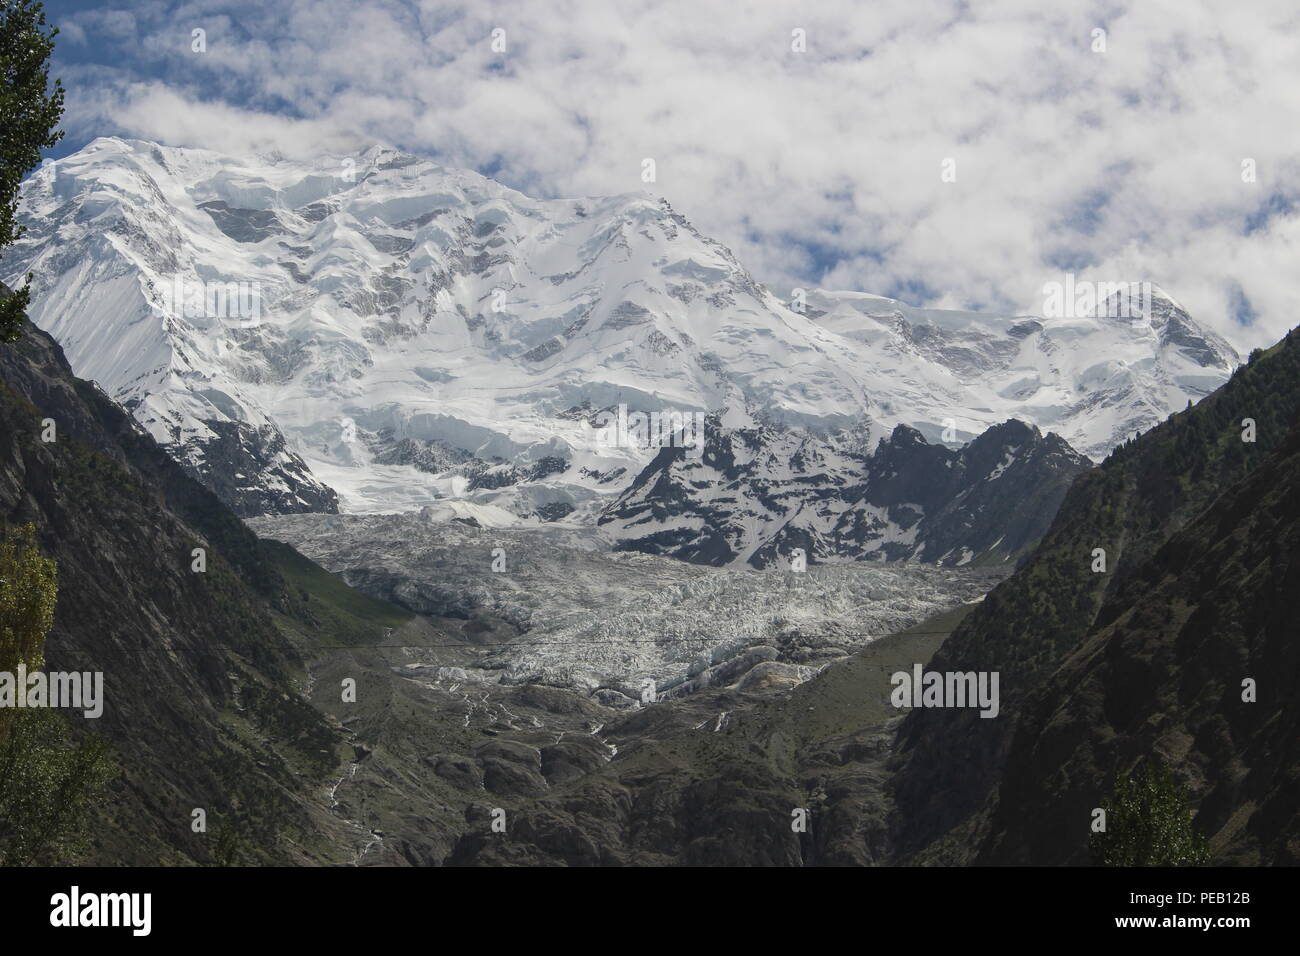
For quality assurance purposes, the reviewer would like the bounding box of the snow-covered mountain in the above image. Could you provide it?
[8,138,1239,531]
[600,417,1091,569]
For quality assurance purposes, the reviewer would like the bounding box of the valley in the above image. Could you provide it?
[1,136,1292,869]
[286,574,981,866]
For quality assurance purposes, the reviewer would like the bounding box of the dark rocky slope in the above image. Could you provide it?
[174,417,340,517]
[0,316,380,863]
[890,329,1300,865]
[976,421,1300,864]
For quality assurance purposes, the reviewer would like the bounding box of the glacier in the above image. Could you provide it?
[8,137,1240,526]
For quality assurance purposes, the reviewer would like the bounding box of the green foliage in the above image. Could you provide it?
[0,524,115,864]
[0,522,54,740]
[0,0,64,342]
[0,708,114,864]
[1090,762,1210,866]
[977,331,1300,687]
[211,814,241,866]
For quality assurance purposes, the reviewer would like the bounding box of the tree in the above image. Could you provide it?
[1090,761,1210,866]
[0,0,64,342]
[0,524,114,864]
[0,522,54,742]
[0,707,113,864]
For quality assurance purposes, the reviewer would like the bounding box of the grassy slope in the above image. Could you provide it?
[261,538,412,645]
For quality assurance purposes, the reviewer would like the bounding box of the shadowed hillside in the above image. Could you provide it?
[0,312,413,863]
[891,329,1300,865]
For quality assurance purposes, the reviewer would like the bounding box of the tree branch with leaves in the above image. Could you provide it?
[0,0,64,342]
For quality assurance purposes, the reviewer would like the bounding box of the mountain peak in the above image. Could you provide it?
[8,138,1239,518]
[886,423,929,447]
[973,418,1040,445]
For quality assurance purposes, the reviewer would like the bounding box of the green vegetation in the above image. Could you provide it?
[893,327,1300,864]
[0,524,114,864]
[0,0,64,342]
[0,522,54,737]
[0,360,420,861]
[1090,762,1210,866]
[263,538,412,644]
[751,602,979,749]
[0,708,113,864]
[933,328,1300,695]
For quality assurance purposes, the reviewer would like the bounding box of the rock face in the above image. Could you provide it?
[599,416,1091,569]
[176,417,339,516]
[890,329,1300,866]
[8,138,1235,518]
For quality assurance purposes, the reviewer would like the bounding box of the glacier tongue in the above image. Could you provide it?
[249,511,1005,698]
[8,137,1239,519]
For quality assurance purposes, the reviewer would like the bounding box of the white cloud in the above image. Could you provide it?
[54,0,1300,349]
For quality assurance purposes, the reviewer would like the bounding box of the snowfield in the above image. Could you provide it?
[11,138,1238,524]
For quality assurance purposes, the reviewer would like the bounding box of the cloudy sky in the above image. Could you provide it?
[42,0,1300,349]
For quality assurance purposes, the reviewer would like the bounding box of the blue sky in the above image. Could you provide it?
[37,0,1300,348]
